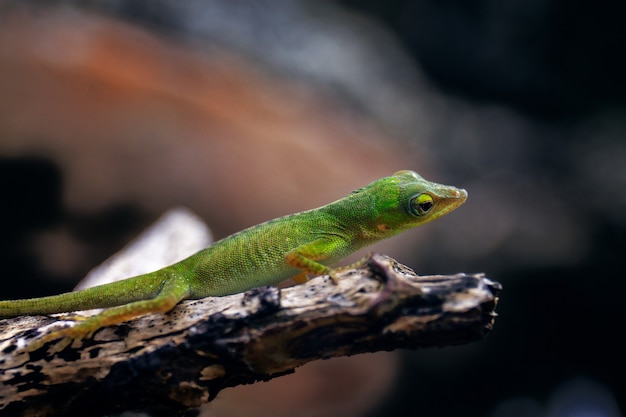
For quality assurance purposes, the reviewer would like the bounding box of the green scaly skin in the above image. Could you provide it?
[0,170,467,350]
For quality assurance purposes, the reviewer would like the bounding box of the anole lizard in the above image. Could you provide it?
[0,170,467,350]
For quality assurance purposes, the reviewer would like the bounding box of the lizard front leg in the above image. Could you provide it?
[284,238,348,284]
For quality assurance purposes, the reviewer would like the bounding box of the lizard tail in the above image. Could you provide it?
[0,272,167,318]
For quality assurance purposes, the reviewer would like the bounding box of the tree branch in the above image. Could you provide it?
[0,254,500,417]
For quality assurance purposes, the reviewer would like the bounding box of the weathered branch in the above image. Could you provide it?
[0,254,500,417]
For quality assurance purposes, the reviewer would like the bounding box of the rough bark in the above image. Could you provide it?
[0,254,501,417]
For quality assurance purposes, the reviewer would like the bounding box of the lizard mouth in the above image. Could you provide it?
[436,188,468,216]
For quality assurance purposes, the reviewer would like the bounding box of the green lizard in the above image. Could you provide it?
[0,170,467,350]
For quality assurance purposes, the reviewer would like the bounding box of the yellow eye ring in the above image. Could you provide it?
[410,193,434,216]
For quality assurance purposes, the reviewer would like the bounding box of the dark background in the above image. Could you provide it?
[339,1,626,416]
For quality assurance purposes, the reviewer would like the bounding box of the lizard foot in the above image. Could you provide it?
[29,321,98,353]
[328,255,371,285]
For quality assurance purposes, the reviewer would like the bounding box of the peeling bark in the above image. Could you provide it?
[0,254,501,417]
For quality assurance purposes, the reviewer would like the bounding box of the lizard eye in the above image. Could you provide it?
[410,193,434,216]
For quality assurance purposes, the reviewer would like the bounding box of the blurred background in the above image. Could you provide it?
[0,1,624,416]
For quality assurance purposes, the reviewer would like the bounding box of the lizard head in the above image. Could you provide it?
[360,170,468,238]
[396,169,467,224]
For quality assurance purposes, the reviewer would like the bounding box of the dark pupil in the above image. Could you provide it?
[419,201,433,212]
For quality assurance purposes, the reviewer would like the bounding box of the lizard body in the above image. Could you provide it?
[0,170,467,349]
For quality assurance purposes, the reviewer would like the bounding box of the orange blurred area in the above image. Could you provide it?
[0,6,416,238]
